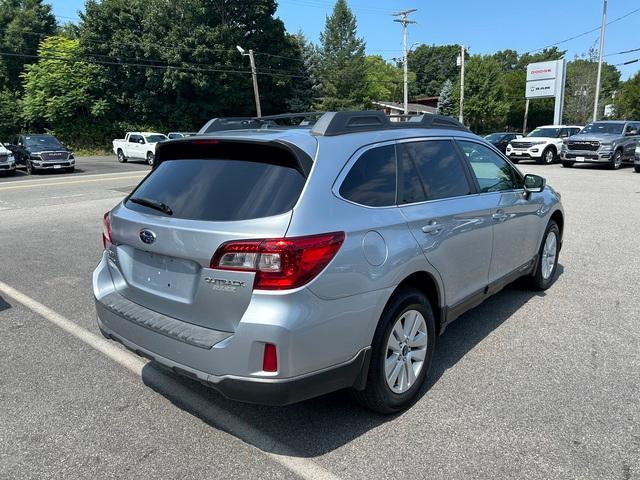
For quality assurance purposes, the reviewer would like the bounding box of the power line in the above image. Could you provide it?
[523,6,640,55]
[605,47,640,57]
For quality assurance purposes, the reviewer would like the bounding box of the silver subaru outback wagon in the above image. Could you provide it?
[94,111,564,413]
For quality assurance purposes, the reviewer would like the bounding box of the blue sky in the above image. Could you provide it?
[51,0,639,80]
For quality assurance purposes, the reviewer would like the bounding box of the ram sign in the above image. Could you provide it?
[525,59,567,124]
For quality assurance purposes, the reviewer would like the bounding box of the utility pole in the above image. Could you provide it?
[237,45,262,117]
[393,9,417,115]
[458,45,466,124]
[593,0,607,121]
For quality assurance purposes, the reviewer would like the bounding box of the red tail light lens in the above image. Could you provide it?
[210,232,345,290]
[262,343,278,372]
[102,212,112,249]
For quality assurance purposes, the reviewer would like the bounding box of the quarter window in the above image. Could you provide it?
[458,141,521,193]
[339,145,397,207]
[398,140,471,203]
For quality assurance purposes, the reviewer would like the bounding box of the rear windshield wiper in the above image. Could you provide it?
[129,196,173,216]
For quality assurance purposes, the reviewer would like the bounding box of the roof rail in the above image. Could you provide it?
[197,117,262,135]
[310,111,468,136]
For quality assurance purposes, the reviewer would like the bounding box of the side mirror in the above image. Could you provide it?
[524,174,546,194]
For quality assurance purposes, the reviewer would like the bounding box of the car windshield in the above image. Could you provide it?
[145,134,167,143]
[527,128,561,138]
[580,122,624,135]
[25,136,63,148]
[484,134,505,142]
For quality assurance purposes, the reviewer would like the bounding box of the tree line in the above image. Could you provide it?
[0,0,638,150]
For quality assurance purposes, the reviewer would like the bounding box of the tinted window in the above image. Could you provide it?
[398,140,471,203]
[340,145,397,207]
[126,158,306,221]
[458,141,520,192]
[129,135,141,143]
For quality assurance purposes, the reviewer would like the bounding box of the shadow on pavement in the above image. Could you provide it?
[0,295,11,312]
[142,264,564,458]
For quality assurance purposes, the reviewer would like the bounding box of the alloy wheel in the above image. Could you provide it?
[541,231,558,280]
[385,309,428,394]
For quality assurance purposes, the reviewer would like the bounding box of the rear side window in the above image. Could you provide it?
[339,145,397,207]
[398,140,471,203]
[126,158,306,221]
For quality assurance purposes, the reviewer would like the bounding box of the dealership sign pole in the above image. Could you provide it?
[524,59,567,130]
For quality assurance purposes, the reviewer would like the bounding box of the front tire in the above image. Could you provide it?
[146,152,154,166]
[25,160,35,175]
[529,221,560,291]
[510,157,520,164]
[539,147,556,165]
[352,288,436,414]
[65,166,75,173]
[561,160,574,168]
[609,150,623,170]
[634,165,640,173]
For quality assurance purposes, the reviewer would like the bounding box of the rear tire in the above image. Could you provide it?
[117,150,127,163]
[561,161,574,168]
[352,288,436,414]
[529,221,560,291]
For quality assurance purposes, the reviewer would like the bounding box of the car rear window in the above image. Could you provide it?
[125,159,306,221]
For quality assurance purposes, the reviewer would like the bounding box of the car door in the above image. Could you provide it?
[456,139,542,285]
[624,123,640,158]
[128,134,144,159]
[397,138,494,309]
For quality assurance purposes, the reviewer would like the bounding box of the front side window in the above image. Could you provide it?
[398,140,471,203]
[339,145,397,207]
[129,135,141,144]
[458,141,520,193]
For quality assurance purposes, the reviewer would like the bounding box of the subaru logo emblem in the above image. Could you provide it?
[139,229,156,245]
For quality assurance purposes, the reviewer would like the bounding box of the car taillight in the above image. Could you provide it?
[210,232,345,290]
[102,212,112,249]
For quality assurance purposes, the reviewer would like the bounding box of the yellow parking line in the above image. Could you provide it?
[0,174,146,191]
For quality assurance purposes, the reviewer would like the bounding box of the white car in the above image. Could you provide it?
[0,142,16,175]
[506,125,583,165]
[112,132,168,166]
[634,142,640,173]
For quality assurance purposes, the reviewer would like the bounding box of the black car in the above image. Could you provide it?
[5,134,75,175]
[484,132,521,154]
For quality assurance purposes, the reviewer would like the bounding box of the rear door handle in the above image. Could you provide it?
[492,210,508,222]
[421,221,443,235]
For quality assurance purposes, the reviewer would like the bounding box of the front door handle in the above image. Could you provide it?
[492,210,508,222]
[421,221,443,235]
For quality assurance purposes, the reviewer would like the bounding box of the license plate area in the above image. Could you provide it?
[53,164,61,169]
[130,249,200,300]
[576,156,585,162]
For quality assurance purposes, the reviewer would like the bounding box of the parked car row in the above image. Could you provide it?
[486,119,640,172]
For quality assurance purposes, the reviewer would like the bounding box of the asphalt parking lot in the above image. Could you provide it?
[1,156,639,480]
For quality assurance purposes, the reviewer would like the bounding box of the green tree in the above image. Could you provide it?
[0,0,57,90]
[614,72,640,119]
[287,31,322,112]
[317,0,366,110]
[21,35,109,147]
[78,0,299,131]
[564,47,620,124]
[453,55,509,133]
[408,44,459,97]
[437,79,454,116]
[362,55,404,105]
[0,88,21,140]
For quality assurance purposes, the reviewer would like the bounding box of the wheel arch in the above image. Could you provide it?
[387,271,444,335]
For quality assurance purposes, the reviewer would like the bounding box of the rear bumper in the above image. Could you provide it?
[98,319,369,406]
[93,252,383,405]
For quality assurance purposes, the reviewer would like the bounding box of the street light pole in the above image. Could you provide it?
[393,9,417,115]
[237,45,262,117]
[593,0,607,121]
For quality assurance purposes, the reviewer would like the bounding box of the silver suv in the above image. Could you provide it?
[93,112,564,413]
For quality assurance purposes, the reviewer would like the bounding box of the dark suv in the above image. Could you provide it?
[560,121,640,170]
[5,134,75,175]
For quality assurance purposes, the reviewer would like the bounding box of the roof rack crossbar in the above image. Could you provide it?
[310,111,468,136]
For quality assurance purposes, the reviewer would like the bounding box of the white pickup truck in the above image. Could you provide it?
[112,132,168,166]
